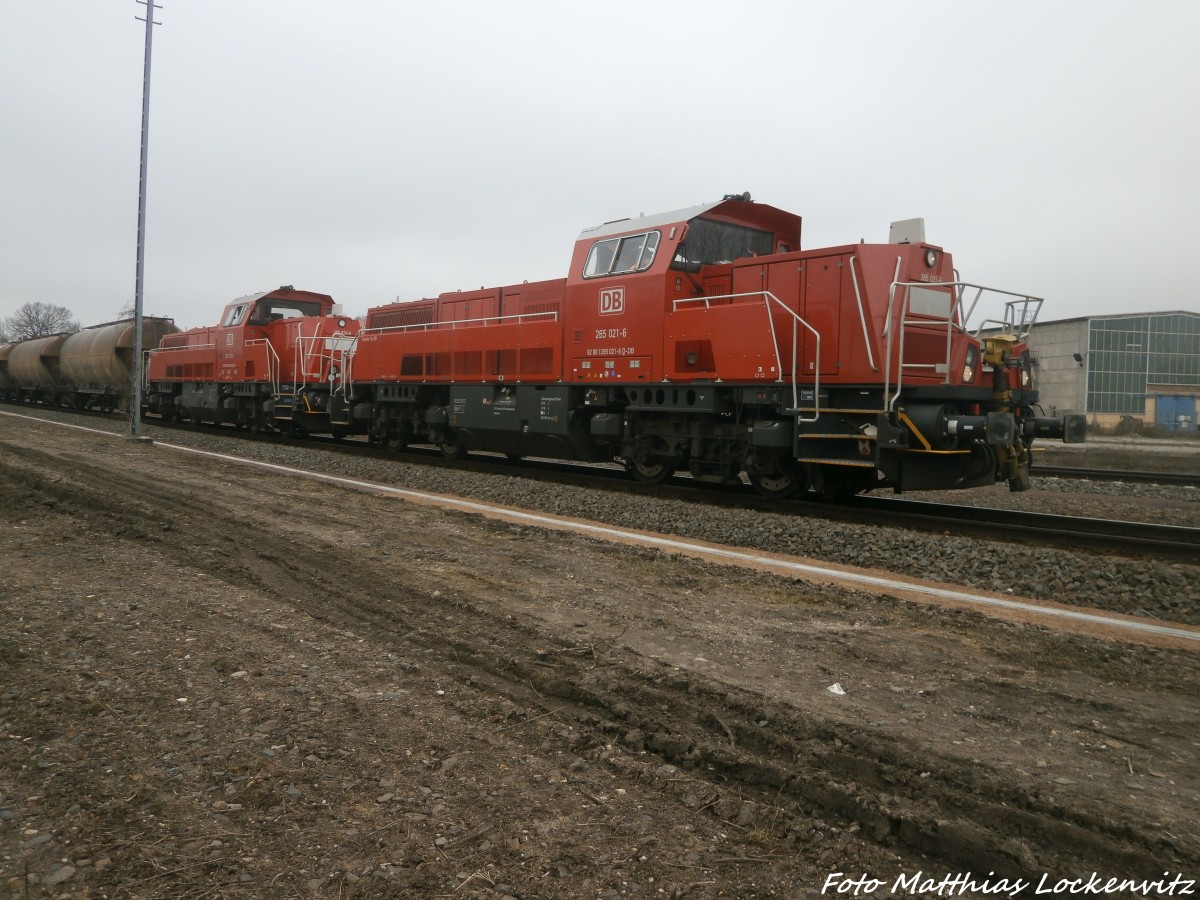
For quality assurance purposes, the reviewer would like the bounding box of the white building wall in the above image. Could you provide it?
[1026,319,1089,416]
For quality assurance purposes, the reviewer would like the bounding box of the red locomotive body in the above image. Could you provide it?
[148,197,1083,494]
[146,287,358,433]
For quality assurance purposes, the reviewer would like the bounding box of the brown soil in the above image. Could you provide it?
[2,416,1198,898]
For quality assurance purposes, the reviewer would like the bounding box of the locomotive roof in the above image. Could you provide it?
[228,290,272,306]
[577,197,802,247]
[578,201,725,241]
[224,287,334,307]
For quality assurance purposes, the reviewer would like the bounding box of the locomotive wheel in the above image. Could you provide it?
[440,438,467,460]
[625,456,675,484]
[384,421,413,452]
[748,456,800,499]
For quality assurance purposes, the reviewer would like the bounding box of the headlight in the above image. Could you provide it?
[963,344,978,383]
[963,364,975,382]
[1021,368,1031,386]
[924,249,937,267]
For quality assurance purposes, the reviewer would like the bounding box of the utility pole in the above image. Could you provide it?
[130,0,161,439]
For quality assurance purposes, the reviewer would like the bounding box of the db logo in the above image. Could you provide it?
[225,333,235,346]
[599,287,625,316]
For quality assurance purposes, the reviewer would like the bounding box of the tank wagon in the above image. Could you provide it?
[146,196,1084,496]
[0,342,12,391]
[3,334,69,402]
[0,317,178,410]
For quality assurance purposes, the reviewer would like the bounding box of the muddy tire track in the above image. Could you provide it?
[4,442,1193,887]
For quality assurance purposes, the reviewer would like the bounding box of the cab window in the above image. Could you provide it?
[222,304,247,326]
[584,231,660,278]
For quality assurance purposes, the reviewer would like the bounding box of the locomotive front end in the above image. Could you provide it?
[874,275,1086,493]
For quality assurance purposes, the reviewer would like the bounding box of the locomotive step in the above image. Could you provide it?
[793,407,887,415]
[795,457,876,468]
[798,433,877,440]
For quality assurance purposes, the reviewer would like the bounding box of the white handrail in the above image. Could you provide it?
[848,256,878,372]
[330,334,357,396]
[362,309,559,337]
[146,342,216,354]
[244,338,279,395]
[883,280,1044,412]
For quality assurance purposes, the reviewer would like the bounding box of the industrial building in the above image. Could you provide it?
[1024,310,1200,433]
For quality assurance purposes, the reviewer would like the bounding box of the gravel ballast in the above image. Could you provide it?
[11,408,1200,626]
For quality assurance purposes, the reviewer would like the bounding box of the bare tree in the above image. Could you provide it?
[118,298,136,319]
[2,302,80,341]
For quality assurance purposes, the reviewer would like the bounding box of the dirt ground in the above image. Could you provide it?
[2,415,1198,899]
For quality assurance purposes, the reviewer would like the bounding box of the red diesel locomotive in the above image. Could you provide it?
[146,195,1084,497]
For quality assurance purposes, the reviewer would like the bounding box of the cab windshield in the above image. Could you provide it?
[672,218,775,268]
[249,299,324,324]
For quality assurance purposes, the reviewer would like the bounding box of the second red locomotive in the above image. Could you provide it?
[146,195,1084,496]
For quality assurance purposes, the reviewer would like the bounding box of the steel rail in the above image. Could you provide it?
[1032,465,1200,489]
[847,495,1200,562]
[6,403,1198,561]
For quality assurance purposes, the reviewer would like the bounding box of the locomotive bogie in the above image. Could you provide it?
[159,381,275,430]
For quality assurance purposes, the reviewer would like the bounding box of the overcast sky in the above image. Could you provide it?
[2,1,1198,331]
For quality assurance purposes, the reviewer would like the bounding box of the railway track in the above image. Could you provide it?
[851,495,1200,561]
[7,403,1200,561]
[7,405,1200,637]
[163,420,1200,562]
[1033,464,1200,488]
